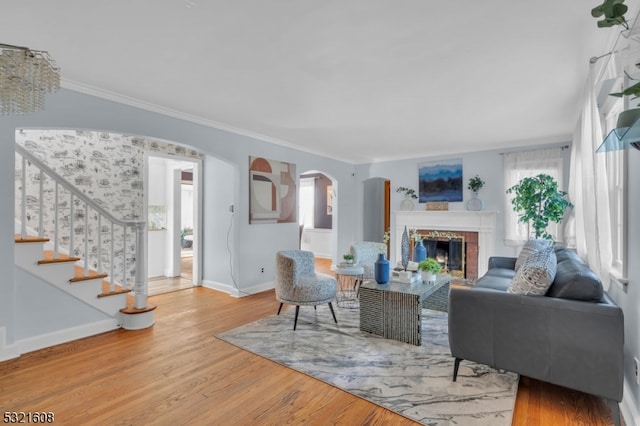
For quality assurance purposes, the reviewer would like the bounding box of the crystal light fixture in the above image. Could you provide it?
[0,43,60,115]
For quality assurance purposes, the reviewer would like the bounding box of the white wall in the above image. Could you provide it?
[2,89,359,354]
[301,228,332,258]
[355,145,572,258]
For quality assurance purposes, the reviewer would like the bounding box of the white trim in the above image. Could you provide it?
[202,279,274,298]
[621,377,640,426]
[393,210,497,277]
[16,319,120,356]
[0,327,20,362]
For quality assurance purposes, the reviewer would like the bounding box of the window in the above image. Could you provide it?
[602,100,628,279]
[299,177,315,229]
[503,147,565,246]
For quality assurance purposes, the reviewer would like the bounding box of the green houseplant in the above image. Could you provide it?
[467,175,485,193]
[418,258,441,274]
[418,258,442,283]
[343,253,354,264]
[591,0,629,29]
[506,174,573,241]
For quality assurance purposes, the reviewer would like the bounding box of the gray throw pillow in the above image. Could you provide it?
[508,246,557,296]
[515,239,553,271]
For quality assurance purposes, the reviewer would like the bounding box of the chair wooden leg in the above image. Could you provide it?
[293,305,300,330]
[328,302,337,324]
[277,302,284,315]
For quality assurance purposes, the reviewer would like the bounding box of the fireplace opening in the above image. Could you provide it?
[424,237,465,279]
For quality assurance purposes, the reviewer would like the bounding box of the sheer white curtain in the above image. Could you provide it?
[503,147,565,246]
[567,63,613,285]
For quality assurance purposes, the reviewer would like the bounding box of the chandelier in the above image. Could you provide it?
[0,43,60,115]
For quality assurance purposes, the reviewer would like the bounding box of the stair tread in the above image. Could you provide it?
[120,304,157,314]
[15,235,50,243]
[70,272,109,283]
[38,253,81,265]
[98,289,132,298]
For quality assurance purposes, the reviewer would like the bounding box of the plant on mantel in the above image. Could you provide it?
[467,175,485,193]
[396,186,418,199]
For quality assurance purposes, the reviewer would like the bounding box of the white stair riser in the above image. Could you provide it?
[14,243,49,268]
[15,242,128,317]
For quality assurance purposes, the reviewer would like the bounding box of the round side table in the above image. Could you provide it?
[334,264,364,309]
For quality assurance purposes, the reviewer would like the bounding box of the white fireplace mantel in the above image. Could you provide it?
[391,210,497,277]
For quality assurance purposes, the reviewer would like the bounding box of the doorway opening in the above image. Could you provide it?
[299,171,336,262]
[146,155,202,296]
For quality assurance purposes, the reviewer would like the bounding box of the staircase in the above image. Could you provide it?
[14,144,155,338]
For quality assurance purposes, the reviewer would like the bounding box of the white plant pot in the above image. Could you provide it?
[424,271,436,283]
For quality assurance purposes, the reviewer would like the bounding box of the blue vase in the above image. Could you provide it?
[375,253,390,284]
[413,240,426,263]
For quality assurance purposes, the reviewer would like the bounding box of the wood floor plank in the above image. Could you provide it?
[0,261,615,425]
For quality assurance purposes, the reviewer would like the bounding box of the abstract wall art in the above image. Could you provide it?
[418,158,463,202]
[249,156,297,224]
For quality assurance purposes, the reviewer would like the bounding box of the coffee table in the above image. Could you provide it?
[359,274,451,345]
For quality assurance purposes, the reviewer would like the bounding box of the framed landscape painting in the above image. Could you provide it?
[418,158,463,202]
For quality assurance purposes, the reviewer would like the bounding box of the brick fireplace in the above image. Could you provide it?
[392,211,497,279]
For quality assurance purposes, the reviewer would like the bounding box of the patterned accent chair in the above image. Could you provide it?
[350,241,387,280]
[275,250,338,330]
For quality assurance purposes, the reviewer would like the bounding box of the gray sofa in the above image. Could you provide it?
[448,246,624,424]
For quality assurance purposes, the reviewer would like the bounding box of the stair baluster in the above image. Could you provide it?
[15,144,149,310]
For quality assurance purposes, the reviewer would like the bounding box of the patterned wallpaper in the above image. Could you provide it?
[15,129,203,285]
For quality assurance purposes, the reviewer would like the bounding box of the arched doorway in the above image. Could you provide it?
[299,170,337,263]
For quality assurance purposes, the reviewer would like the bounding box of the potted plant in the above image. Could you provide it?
[591,0,628,29]
[343,253,354,264]
[467,175,485,193]
[396,186,418,199]
[418,258,442,283]
[506,174,573,241]
[397,186,418,211]
[467,174,485,210]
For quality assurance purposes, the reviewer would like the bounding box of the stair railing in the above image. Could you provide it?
[15,144,148,309]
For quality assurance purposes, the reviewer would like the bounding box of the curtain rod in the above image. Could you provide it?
[499,144,569,156]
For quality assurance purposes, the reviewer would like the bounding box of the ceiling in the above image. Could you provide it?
[1,1,623,163]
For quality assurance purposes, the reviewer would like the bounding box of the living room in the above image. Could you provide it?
[2,1,640,425]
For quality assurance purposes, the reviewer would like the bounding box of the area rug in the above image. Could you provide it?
[217,306,518,425]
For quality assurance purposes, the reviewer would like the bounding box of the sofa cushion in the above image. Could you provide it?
[484,268,517,279]
[547,248,604,302]
[508,246,557,296]
[515,239,553,271]
[475,275,512,291]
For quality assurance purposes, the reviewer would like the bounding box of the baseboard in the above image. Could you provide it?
[0,326,20,363]
[621,378,640,426]
[16,318,120,355]
[202,280,274,298]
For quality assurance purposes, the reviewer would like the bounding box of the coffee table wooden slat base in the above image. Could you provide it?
[359,274,451,346]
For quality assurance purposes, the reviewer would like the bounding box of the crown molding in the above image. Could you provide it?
[60,78,353,164]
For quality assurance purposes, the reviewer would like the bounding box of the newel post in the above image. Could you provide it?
[134,222,147,309]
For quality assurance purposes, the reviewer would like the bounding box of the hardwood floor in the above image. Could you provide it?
[148,255,193,296]
[0,260,615,425]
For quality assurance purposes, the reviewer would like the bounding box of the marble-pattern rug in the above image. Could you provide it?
[217,306,518,426]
